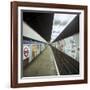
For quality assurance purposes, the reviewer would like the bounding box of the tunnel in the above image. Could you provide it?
[22,11,80,77]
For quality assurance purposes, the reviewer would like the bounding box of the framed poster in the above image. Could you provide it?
[11,1,88,88]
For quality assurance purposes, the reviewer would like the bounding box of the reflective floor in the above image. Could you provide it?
[23,46,58,77]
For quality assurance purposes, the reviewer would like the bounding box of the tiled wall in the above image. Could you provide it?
[52,34,79,61]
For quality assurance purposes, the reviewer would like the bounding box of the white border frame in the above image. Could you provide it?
[18,6,84,83]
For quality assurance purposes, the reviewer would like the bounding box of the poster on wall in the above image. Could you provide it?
[11,1,87,88]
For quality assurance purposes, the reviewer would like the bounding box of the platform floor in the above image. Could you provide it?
[23,46,58,77]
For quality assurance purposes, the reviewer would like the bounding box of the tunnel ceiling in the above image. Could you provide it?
[23,12,54,42]
[53,15,79,42]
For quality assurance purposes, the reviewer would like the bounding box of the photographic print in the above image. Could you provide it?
[11,1,87,88]
[22,10,79,77]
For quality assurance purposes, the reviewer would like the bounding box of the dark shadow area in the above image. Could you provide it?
[23,12,54,42]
